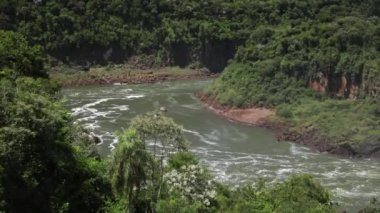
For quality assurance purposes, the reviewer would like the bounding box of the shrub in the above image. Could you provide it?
[276,105,294,118]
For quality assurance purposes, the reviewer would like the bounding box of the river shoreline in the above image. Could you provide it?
[50,66,217,87]
[195,92,379,159]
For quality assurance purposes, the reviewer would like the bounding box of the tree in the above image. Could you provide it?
[109,112,189,212]
[109,129,153,212]
[130,112,188,152]
[130,112,188,202]
[0,77,111,212]
[0,30,47,79]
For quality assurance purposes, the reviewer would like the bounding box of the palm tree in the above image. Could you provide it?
[110,129,152,212]
[109,112,189,212]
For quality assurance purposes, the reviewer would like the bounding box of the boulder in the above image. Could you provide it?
[90,132,102,144]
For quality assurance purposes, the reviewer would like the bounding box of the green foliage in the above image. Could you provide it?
[217,175,335,213]
[104,198,129,213]
[207,63,310,107]
[109,113,191,212]
[0,30,47,79]
[277,98,380,147]
[204,0,380,105]
[168,152,199,170]
[2,0,380,78]
[109,128,153,212]
[276,104,294,118]
[163,164,216,210]
[156,196,201,213]
[0,77,111,212]
[130,111,188,151]
[268,174,332,212]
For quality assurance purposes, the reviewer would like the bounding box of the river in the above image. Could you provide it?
[62,80,380,212]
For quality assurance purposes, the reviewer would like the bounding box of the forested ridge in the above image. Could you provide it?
[1,0,380,97]
[1,1,377,73]
[1,0,379,98]
[1,0,380,212]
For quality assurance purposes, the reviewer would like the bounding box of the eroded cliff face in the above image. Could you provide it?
[309,72,379,99]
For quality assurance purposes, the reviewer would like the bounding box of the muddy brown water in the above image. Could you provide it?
[62,80,380,212]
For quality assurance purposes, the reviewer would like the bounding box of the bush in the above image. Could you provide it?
[217,175,335,213]
[276,105,294,118]
[156,196,201,213]
[168,152,199,170]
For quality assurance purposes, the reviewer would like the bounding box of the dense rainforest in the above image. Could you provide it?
[1,0,380,212]
[2,0,377,74]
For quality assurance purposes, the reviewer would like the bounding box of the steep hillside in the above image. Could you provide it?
[202,1,380,157]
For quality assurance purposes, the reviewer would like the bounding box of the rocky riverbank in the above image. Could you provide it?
[195,92,380,159]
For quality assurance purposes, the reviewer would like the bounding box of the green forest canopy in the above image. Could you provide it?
[1,0,379,74]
